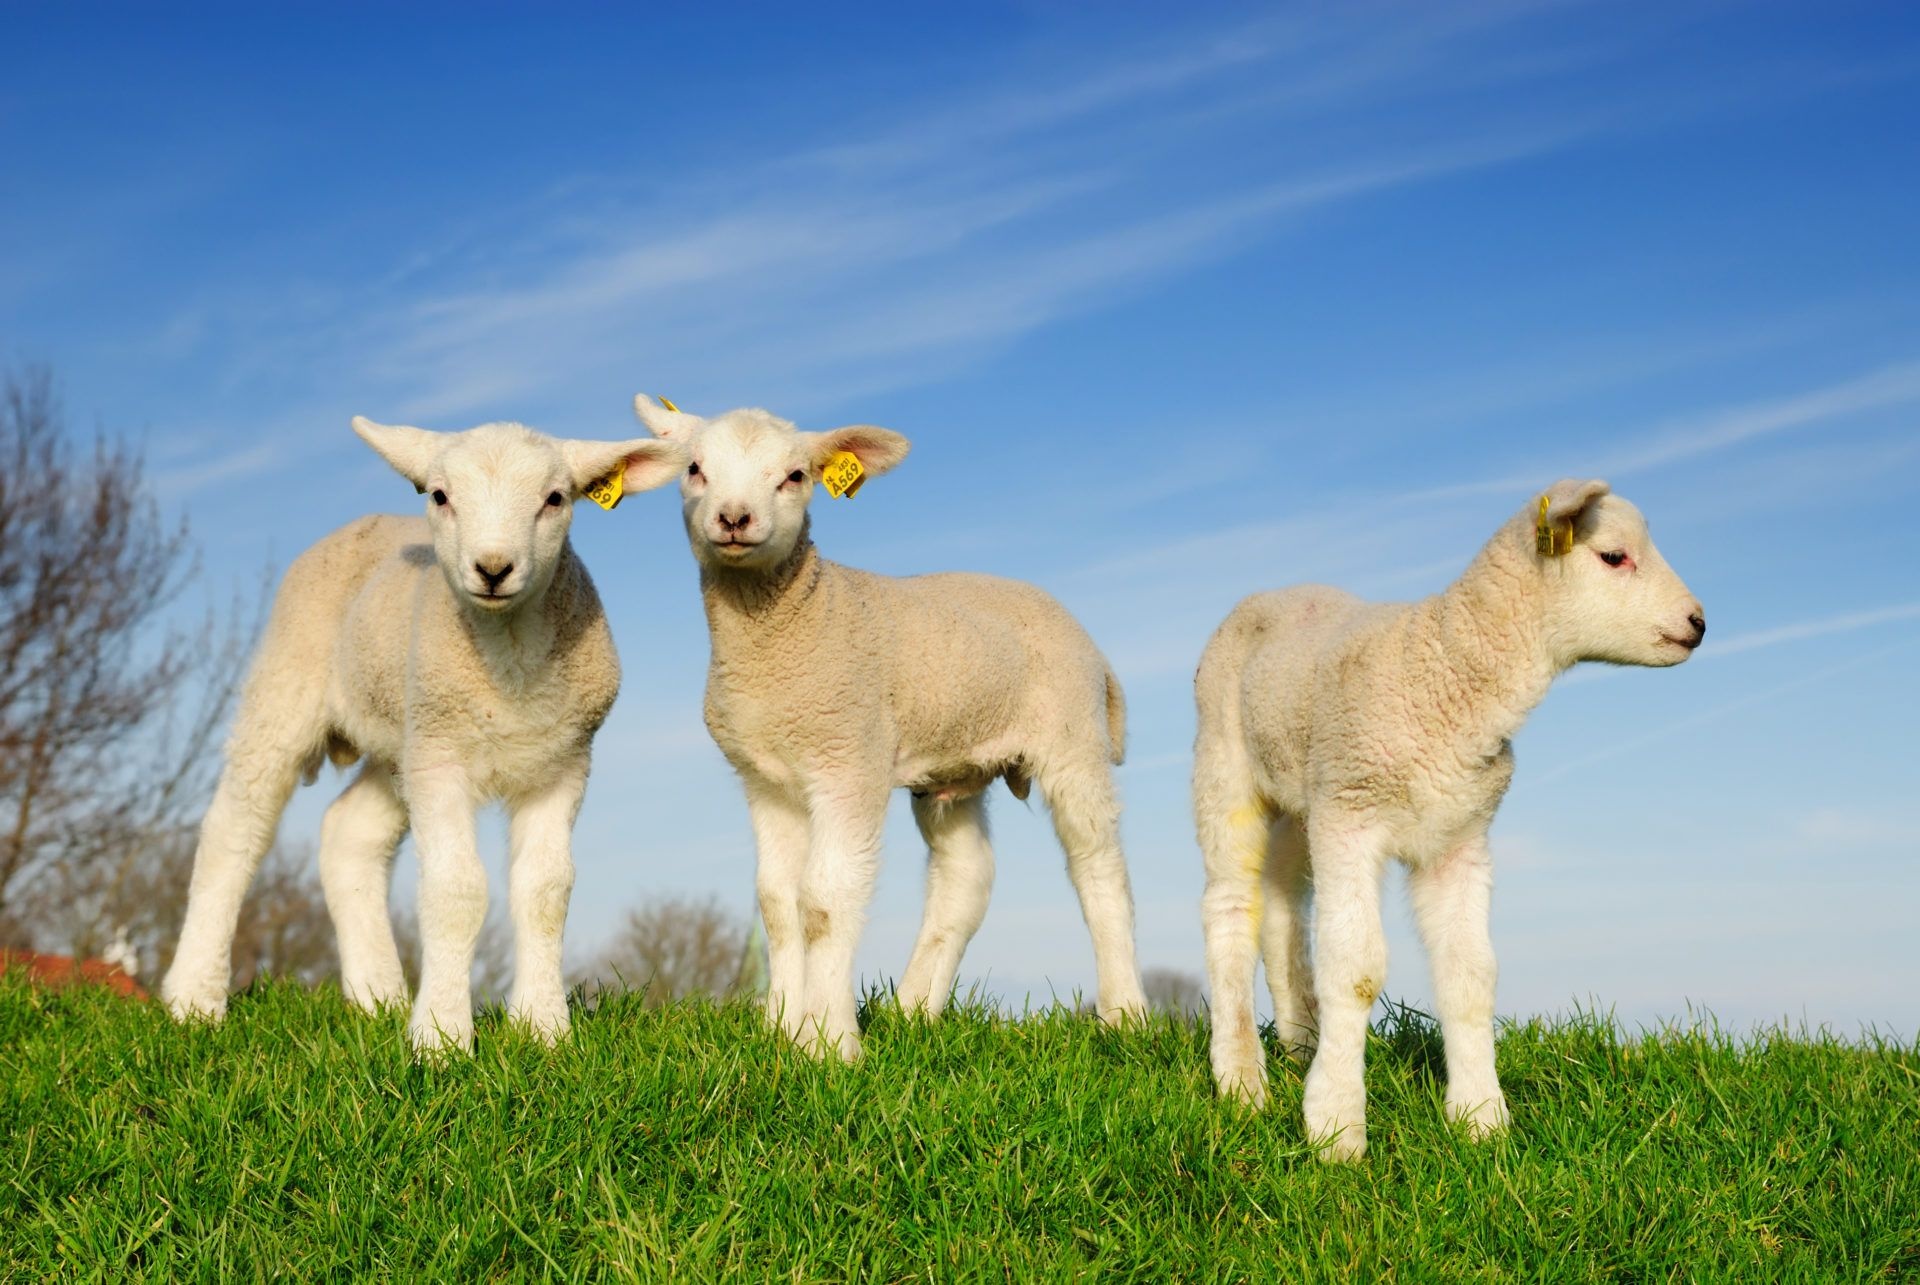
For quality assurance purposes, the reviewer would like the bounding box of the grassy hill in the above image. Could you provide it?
[3,976,1915,1280]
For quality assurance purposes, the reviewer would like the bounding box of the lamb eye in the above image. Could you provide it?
[1599,550,1628,567]
[431,489,448,507]
[545,490,564,507]
[787,470,805,484]
[687,462,702,478]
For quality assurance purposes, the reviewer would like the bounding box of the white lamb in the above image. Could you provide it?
[1194,479,1704,1160]
[632,393,1149,1059]
[161,417,685,1052]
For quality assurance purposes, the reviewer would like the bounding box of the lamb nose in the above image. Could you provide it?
[1688,612,1706,637]
[476,561,512,588]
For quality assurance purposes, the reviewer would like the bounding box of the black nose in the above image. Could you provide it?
[475,561,513,591]
[1688,612,1706,639]
[718,509,753,534]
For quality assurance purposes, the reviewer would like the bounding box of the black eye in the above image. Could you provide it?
[1599,550,1628,567]
[687,462,702,478]
[787,470,805,484]
[545,491,564,508]
[431,489,448,507]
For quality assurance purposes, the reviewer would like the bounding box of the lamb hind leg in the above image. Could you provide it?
[1197,745,1273,1106]
[1409,833,1508,1137]
[318,763,410,1012]
[1041,758,1147,1023]
[897,792,995,1017]
[163,713,323,1021]
[1261,813,1317,1062]
[1301,818,1389,1161]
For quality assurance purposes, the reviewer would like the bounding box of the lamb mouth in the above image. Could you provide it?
[473,590,518,608]
[710,538,765,556]
[1659,631,1701,651]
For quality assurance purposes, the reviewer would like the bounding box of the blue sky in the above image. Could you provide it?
[5,2,1917,1034]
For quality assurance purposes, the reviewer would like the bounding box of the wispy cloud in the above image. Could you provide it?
[152,438,292,502]
[1536,636,1918,781]
[1708,601,1920,657]
[217,4,1699,430]
[1605,360,1920,475]
[1407,357,1920,503]
[1793,807,1920,849]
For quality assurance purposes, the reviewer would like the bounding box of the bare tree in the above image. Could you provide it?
[573,894,755,1006]
[1142,966,1206,1020]
[0,365,255,951]
[0,364,524,1010]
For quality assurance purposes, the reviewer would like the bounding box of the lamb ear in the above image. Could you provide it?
[352,416,442,490]
[564,436,687,496]
[1539,478,1610,525]
[631,393,704,442]
[806,425,910,477]
[1527,478,1610,557]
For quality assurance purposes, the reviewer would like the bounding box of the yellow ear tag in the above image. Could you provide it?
[657,395,680,413]
[584,468,625,511]
[1535,495,1573,556]
[821,450,866,499]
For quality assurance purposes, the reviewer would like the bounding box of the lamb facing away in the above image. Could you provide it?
[1194,480,1704,1160]
[632,393,1148,1059]
[161,419,684,1052]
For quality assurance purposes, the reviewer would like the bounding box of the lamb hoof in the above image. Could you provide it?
[339,973,408,1015]
[408,1011,475,1058]
[798,1020,863,1063]
[1311,1124,1368,1163]
[1274,1015,1318,1064]
[161,977,228,1024]
[1447,1089,1511,1139]
[1303,1070,1368,1161]
[892,982,941,1019]
[1098,995,1149,1026]
[509,1000,571,1046]
[1215,1063,1270,1110]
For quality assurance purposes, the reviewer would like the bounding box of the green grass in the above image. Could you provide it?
[2,976,1916,1281]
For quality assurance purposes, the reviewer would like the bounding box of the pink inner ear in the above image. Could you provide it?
[822,426,907,472]
[1548,481,1608,523]
[620,443,685,492]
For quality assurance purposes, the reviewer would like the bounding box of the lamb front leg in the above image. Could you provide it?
[505,759,588,1043]
[1409,833,1508,1137]
[795,783,888,1061]
[405,763,486,1055]
[744,783,812,1041]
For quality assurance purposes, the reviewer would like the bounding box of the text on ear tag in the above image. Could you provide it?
[822,450,866,499]
[585,469,625,511]
[1535,495,1573,556]
[657,394,680,413]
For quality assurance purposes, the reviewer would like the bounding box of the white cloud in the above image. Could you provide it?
[1794,807,1920,849]
[1708,601,1920,657]
[1405,357,1920,503]
[1537,637,1918,781]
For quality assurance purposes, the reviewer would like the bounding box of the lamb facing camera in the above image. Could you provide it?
[633,393,1148,1060]
[162,417,684,1053]
[1194,479,1704,1160]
